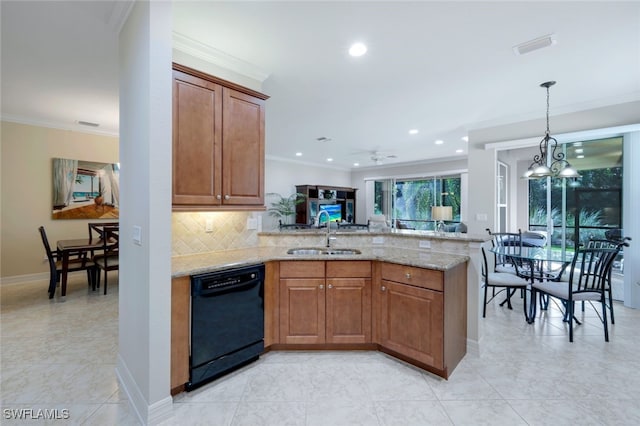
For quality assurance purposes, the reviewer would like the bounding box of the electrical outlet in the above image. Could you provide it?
[246,218,257,230]
[419,240,431,249]
[205,218,214,233]
[372,236,385,244]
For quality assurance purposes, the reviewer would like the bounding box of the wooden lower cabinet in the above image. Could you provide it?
[279,260,372,345]
[171,276,190,393]
[379,280,444,368]
[374,261,467,378]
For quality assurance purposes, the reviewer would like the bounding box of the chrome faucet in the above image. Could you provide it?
[316,210,336,248]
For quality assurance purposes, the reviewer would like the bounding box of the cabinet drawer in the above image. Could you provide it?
[380,262,443,291]
[280,261,325,278]
[326,261,371,278]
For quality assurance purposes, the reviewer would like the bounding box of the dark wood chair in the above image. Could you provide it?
[278,220,312,230]
[89,223,119,295]
[38,226,95,299]
[337,222,369,230]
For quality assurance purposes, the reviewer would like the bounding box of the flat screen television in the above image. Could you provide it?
[319,204,342,224]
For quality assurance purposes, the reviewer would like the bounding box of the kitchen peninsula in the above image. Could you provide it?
[171,229,489,395]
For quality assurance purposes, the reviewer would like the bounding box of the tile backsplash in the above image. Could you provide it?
[172,211,262,256]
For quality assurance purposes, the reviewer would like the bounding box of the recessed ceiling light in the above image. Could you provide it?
[408,129,419,135]
[575,148,584,154]
[461,136,469,142]
[455,149,464,154]
[435,140,444,145]
[577,154,585,159]
[327,158,333,162]
[353,162,360,167]
[348,42,367,57]
[295,152,302,156]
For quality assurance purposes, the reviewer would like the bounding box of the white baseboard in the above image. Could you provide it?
[116,354,173,425]
[0,272,49,286]
[466,338,480,356]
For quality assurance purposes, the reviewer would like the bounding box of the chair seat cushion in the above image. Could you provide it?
[93,254,119,269]
[495,264,517,274]
[487,272,529,287]
[532,281,601,301]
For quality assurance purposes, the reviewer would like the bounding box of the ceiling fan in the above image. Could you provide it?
[369,151,397,165]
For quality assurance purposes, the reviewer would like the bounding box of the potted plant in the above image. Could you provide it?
[266,192,306,224]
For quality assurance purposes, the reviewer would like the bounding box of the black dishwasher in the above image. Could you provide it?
[187,264,265,391]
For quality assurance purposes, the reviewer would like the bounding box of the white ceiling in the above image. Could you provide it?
[2,1,639,170]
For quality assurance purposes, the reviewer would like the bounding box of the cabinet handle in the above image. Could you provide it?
[216,195,222,200]
[319,284,324,289]
[405,273,412,279]
[328,284,333,289]
[381,286,386,292]
[224,195,230,200]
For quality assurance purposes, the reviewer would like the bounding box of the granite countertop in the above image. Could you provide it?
[172,246,470,278]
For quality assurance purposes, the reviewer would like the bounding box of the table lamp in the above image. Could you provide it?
[431,206,452,233]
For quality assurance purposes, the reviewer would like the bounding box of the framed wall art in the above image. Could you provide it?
[51,158,119,219]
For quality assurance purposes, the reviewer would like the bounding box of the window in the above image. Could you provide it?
[528,137,623,250]
[372,175,462,230]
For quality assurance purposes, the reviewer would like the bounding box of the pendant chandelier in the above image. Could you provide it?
[522,81,580,179]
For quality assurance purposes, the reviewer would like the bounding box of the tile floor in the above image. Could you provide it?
[2,273,640,425]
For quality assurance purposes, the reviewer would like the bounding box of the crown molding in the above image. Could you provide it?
[107,0,135,34]
[172,32,270,83]
[1,114,119,138]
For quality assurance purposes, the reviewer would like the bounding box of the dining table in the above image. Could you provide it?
[489,245,574,323]
[55,225,119,298]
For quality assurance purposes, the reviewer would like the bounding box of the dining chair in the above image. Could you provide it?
[584,236,632,324]
[480,246,531,318]
[531,246,621,342]
[337,222,369,230]
[486,229,523,275]
[38,226,95,298]
[90,223,119,295]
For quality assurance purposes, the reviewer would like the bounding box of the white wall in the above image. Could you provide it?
[117,2,173,424]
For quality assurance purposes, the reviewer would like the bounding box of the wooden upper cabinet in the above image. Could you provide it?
[222,88,265,205]
[172,63,268,211]
[172,70,222,206]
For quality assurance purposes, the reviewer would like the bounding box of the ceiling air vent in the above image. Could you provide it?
[77,120,100,127]
[513,34,557,55]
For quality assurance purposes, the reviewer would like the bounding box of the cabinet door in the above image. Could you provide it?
[172,70,223,205]
[379,280,444,368]
[280,278,325,344]
[326,278,371,344]
[222,88,265,205]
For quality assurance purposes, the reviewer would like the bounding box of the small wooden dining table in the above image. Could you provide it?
[55,231,118,298]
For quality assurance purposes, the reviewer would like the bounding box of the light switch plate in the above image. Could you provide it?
[205,218,214,232]
[372,236,385,244]
[132,225,142,246]
[246,218,257,230]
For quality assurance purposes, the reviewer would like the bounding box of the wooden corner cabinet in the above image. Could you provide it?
[295,185,357,225]
[374,261,467,378]
[172,63,268,211]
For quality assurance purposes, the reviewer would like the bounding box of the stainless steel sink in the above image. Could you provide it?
[325,248,361,255]
[286,248,361,255]
[286,248,327,255]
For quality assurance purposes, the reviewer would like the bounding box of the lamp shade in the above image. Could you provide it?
[431,206,453,221]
